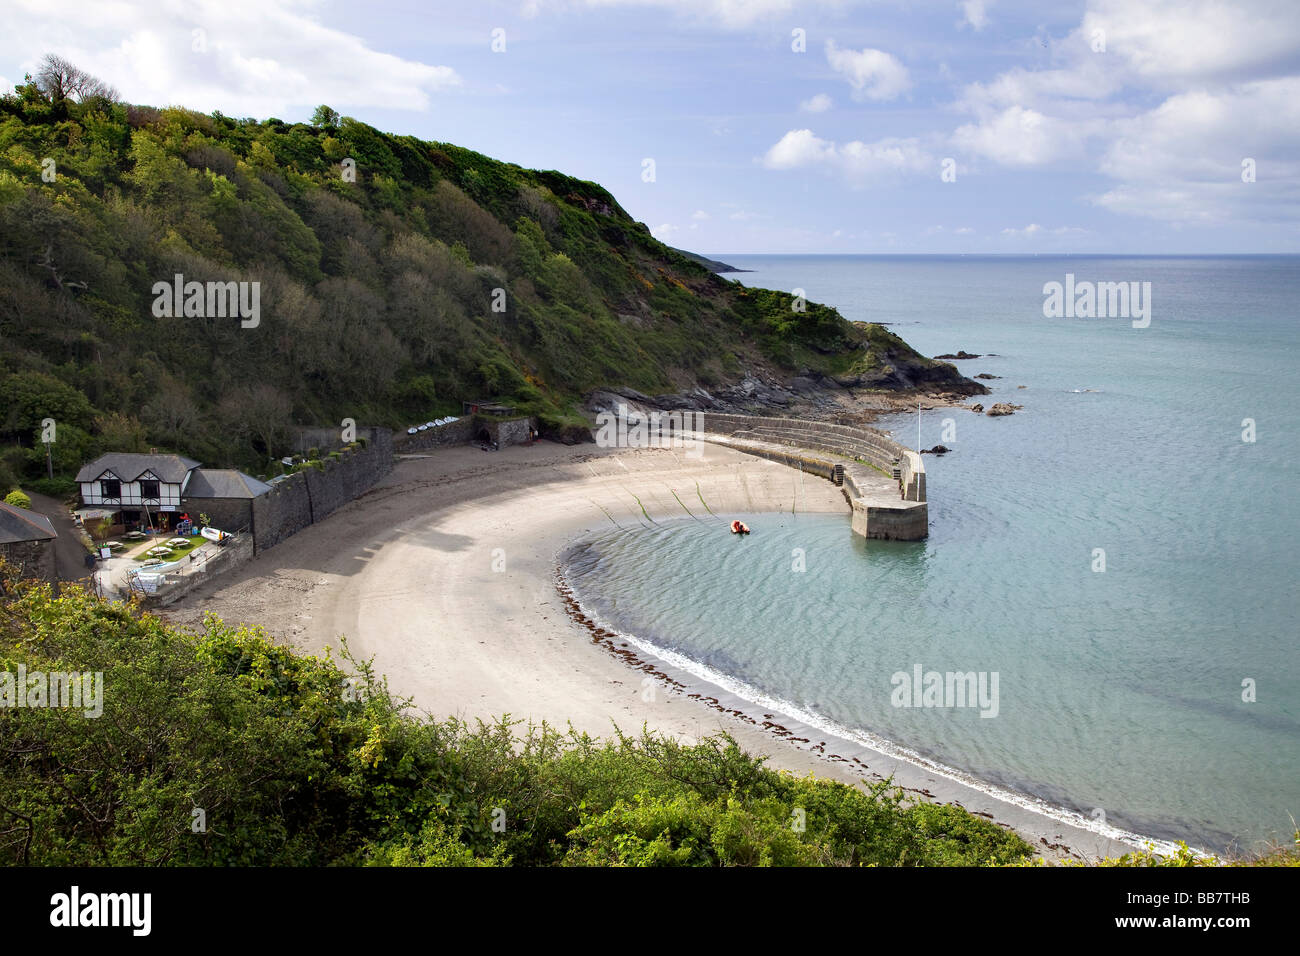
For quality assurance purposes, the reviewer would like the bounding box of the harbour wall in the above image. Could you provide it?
[684,412,928,540]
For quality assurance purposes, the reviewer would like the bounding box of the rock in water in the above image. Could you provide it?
[986,403,1017,416]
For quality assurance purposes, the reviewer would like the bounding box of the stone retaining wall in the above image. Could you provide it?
[249,430,394,555]
[394,418,478,452]
[145,535,255,607]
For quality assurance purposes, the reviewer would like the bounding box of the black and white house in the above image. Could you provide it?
[75,453,268,532]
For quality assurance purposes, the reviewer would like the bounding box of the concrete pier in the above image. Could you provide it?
[689,413,928,541]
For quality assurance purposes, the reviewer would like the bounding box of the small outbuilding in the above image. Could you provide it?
[0,500,58,582]
[180,469,273,533]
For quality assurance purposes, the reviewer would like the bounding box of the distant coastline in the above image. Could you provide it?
[671,247,751,273]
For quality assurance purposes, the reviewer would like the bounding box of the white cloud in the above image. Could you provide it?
[1001,223,1043,236]
[1083,0,1300,85]
[651,222,680,241]
[799,92,832,113]
[960,0,990,31]
[945,1,1300,224]
[1,0,461,117]
[762,129,835,168]
[523,0,808,29]
[951,106,1094,166]
[760,128,934,183]
[691,209,711,220]
[825,41,911,101]
[1099,79,1300,184]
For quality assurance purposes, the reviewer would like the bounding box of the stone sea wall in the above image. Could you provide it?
[250,429,394,554]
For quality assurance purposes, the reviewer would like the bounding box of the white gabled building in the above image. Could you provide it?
[75,452,271,534]
[75,453,200,527]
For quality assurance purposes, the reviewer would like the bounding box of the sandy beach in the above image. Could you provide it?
[164,439,1135,861]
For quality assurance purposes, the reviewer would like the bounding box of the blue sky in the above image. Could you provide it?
[5,0,1299,254]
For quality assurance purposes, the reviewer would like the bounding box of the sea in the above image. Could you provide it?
[563,255,1300,853]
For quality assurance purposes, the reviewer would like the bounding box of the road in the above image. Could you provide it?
[25,491,95,587]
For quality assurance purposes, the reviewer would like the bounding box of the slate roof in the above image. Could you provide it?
[0,501,58,545]
[75,453,201,484]
[183,468,272,499]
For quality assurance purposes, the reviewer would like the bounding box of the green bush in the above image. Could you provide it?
[4,489,32,510]
[0,567,1036,867]
[27,477,77,499]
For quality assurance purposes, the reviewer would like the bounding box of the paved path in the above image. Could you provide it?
[25,492,94,586]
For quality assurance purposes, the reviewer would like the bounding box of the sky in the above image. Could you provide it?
[4,0,1299,254]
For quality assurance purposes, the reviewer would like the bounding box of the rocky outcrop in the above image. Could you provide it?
[970,403,984,413]
[986,403,1021,416]
[934,350,981,360]
[920,445,951,455]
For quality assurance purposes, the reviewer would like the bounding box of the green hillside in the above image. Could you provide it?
[0,76,969,488]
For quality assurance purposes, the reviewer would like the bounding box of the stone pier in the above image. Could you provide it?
[686,413,928,541]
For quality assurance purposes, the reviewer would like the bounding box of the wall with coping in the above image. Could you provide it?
[692,412,926,502]
[394,418,477,452]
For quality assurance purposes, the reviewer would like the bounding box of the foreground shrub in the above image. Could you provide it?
[0,564,1035,866]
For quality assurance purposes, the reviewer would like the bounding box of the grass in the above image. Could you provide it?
[131,536,208,562]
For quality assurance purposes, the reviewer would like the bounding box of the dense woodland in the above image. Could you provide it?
[0,60,926,494]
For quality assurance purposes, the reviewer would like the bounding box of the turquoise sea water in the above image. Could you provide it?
[565,255,1300,852]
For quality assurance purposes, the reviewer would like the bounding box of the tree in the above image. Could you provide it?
[216,384,294,459]
[92,412,149,454]
[312,104,340,129]
[33,54,119,104]
[142,384,202,449]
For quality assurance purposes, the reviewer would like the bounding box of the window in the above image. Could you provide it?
[139,479,160,501]
[100,478,121,500]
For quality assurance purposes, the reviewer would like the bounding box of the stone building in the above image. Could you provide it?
[0,500,57,582]
[181,469,272,533]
